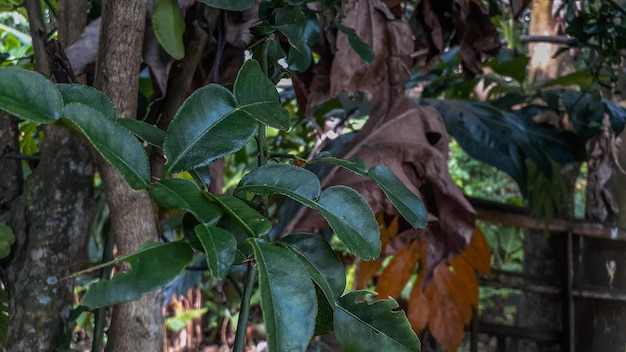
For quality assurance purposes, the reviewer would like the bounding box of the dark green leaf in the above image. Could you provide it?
[164,84,257,172]
[0,223,15,244]
[234,60,290,130]
[0,67,62,123]
[367,165,428,229]
[335,23,375,66]
[61,104,150,189]
[309,151,367,176]
[538,70,608,90]
[335,291,421,352]
[280,233,346,306]
[237,163,321,200]
[275,5,320,71]
[189,166,211,189]
[57,83,117,120]
[204,193,271,237]
[81,242,193,308]
[194,224,236,279]
[116,119,166,148]
[153,0,185,60]
[150,179,223,224]
[198,0,254,11]
[249,239,317,352]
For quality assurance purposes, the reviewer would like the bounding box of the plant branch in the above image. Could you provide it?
[233,263,257,352]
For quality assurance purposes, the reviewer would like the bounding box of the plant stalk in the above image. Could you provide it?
[233,263,258,352]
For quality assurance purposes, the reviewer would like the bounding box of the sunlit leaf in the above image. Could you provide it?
[335,291,421,352]
[195,224,236,279]
[61,103,150,189]
[150,179,223,224]
[0,67,62,123]
[249,239,317,352]
[82,242,193,308]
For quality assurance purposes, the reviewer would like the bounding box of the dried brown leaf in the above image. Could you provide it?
[377,240,420,298]
[65,18,100,76]
[459,227,492,275]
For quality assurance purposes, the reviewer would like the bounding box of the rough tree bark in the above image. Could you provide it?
[93,1,164,351]
[518,1,575,351]
[1,0,95,350]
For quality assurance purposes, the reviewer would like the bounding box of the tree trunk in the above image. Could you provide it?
[2,1,94,350]
[518,1,575,351]
[94,1,164,351]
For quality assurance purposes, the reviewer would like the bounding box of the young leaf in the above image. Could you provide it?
[61,103,151,189]
[198,0,254,11]
[164,84,257,172]
[0,67,63,123]
[335,291,421,352]
[153,0,185,60]
[249,239,317,352]
[309,151,368,176]
[234,60,290,130]
[236,163,321,201]
[368,165,428,229]
[150,179,223,224]
[204,193,271,237]
[116,119,166,148]
[57,83,117,120]
[194,224,236,280]
[280,233,346,306]
[81,241,193,308]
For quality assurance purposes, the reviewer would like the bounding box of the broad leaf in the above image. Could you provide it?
[309,151,368,176]
[237,163,321,201]
[0,67,63,123]
[189,166,211,189]
[82,241,193,308]
[153,0,185,60]
[57,83,116,120]
[249,239,317,352]
[150,179,223,224]
[335,291,421,352]
[368,165,427,229]
[198,0,254,11]
[61,103,150,189]
[275,5,320,71]
[204,193,271,237]
[234,60,290,130]
[280,233,346,306]
[116,118,166,148]
[194,224,236,279]
[164,84,257,172]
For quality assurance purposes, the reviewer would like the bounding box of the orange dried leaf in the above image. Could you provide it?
[461,227,491,275]
[356,259,383,288]
[428,288,465,352]
[407,277,429,333]
[377,240,420,298]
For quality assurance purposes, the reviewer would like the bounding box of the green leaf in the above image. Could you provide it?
[198,0,254,11]
[61,103,150,189]
[239,167,380,259]
[234,60,290,130]
[309,151,368,176]
[116,118,166,148]
[335,291,421,352]
[0,224,15,244]
[249,239,317,352]
[81,241,193,308]
[164,84,257,173]
[0,241,11,260]
[204,193,271,237]
[335,23,375,66]
[150,179,223,224]
[236,163,321,200]
[0,67,63,123]
[280,233,346,306]
[314,186,380,260]
[194,224,236,279]
[153,0,185,60]
[367,165,428,229]
[56,83,117,120]
[189,166,211,189]
[275,5,320,71]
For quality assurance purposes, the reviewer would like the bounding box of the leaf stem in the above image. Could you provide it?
[233,262,257,352]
